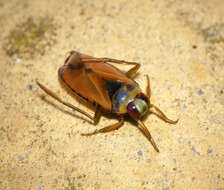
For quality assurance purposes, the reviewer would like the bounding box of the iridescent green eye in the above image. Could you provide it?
[127,98,148,119]
[133,98,148,116]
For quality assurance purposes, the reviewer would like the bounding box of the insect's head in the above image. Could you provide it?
[127,93,150,120]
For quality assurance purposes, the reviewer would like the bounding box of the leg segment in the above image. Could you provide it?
[137,120,159,152]
[145,74,151,98]
[81,57,141,78]
[36,80,101,124]
[81,116,124,136]
[125,63,140,78]
[144,75,178,124]
[149,104,178,124]
[93,105,102,125]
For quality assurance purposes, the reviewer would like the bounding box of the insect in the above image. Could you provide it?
[36,51,178,152]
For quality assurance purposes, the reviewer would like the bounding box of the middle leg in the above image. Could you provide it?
[81,116,124,136]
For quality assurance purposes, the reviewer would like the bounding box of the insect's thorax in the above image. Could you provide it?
[111,83,141,114]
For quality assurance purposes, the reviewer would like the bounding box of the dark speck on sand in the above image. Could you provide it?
[137,150,143,156]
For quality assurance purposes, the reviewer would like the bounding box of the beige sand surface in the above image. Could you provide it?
[0,0,223,189]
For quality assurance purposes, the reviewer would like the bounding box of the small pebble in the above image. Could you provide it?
[18,155,24,161]
[173,158,176,164]
[207,148,213,153]
[192,146,200,155]
[196,88,204,95]
[26,84,33,90]
[137,150,143,156]
[16,57,21,63]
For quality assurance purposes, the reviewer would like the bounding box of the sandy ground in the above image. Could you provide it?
[0,0,224,189]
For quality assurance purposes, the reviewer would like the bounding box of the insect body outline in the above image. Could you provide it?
[37,51,178,152]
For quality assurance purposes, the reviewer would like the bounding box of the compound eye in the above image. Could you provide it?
[127,102,140,119]
[135,93,149,105]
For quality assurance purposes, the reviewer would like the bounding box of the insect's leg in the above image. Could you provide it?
[93,105,101,125]
[149,104,178,124]
[81,57,141,78]
[36,80,97,123]
[81,116,124,136]
[145,74,151,98]
[125,63,140,78]
[137,120,159,152]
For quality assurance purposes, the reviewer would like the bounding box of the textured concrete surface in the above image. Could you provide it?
[0,0,223,189]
